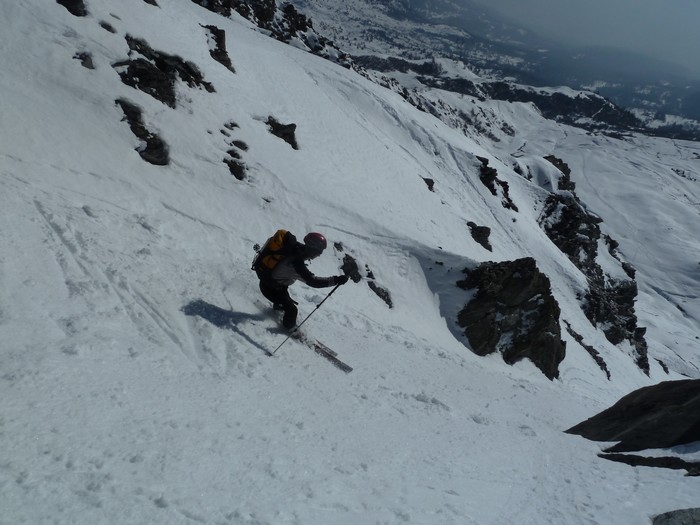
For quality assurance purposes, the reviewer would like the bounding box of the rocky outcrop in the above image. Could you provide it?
[266,117,298,150]
[113,35,214,108]
[476,156,518,212]
[543,155,575,191]
[456,257,565,380]
[115,99,169,165]
[653,508,700,525]
[564,321,610,380]
[338,252,392,307]
[467,222,492,252]
[340,254,362,283]
[539,193,602,276]
[537,158,649,374]
[203,25,235,73]
[601,453,700,476]
[190,0,351,66]
[56,0,88,17]
[566,379,700,452]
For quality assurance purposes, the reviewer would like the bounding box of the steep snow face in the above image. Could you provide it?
[1,1,699,524]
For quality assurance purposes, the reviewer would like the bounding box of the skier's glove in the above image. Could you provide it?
[334,274,349,285]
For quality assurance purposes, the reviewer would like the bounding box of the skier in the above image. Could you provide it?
[253,231,349,330]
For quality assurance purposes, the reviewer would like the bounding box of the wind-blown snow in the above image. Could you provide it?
[1,1,699,524]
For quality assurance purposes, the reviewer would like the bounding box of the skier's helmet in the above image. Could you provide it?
[303,232,327,258]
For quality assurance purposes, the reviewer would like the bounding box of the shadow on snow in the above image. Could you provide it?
[182,299,275,355]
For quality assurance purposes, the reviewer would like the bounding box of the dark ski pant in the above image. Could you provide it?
[259,279,297,329]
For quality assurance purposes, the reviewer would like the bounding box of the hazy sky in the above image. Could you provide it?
[468,0,700,79]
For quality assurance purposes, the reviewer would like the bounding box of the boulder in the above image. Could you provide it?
[266,117,299,150]
[467,221,492,252]
[457,257,565,379]
[566,379,700,452]
[653,508,700,525]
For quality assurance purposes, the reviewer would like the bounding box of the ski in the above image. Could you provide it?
[308,340,352,373]
[314,340,337,357]
[267,331,352,372]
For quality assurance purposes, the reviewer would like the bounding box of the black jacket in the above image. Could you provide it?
[265,252,335,289]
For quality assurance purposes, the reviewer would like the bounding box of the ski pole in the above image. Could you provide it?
[271,283,342,355]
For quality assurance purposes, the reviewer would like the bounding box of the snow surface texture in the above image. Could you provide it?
[1,1,699,524]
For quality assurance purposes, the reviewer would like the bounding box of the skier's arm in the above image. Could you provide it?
[293,259,344,288]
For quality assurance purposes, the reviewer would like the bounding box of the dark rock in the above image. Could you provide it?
[603,234,619,253]
[143,0,159,5]
[621,262,636,279]
[656,358,670,374]
[422,177,435,192]
[115,99,169,166]
[266,117,299,149]
[56,0,88,16]
[100,21,117,33]
[584,278,649,373]
[601,454,700,476]
[251,0,275,25]
[566,379,700,452]
[220,121,246,179]
[368,281,393,308]
[113,35,214,108]
[115,58,175,107]
[538,190,648,371]
[281,3,311,33]
[477,156,498,196]
[475,156,518,211]
[603,234,637,278]
[653,508,700,525]
[190,0,351,67]
[202,25,235,73]
[456,257,565,379]
[543,155,575,191]
[224,158,246,180]
[351,262,392,308]
[467,222,492,252]
[540,193,602,274]
[189,0,237,18]
[564,321,610,379]
[340,254,362,283]
[73,52,95,69]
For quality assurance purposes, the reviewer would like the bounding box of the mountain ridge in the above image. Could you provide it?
[293,0,700,140]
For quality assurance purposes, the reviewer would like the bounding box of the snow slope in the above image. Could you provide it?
[1,1,699,524]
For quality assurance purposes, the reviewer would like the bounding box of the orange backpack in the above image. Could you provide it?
[251,229,298,275]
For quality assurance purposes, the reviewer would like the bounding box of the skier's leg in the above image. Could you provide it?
[259,280,297,328]
[278,289,298,329]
